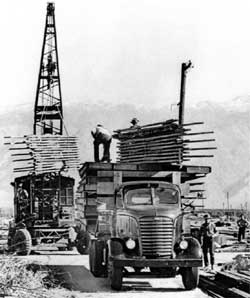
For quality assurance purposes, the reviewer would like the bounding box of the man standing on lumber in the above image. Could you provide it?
[91,124,112,162]
[237,214,249,242]
[200,214,217,271]
[130,117,140,129]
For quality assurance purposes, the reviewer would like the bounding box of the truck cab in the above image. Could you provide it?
[89,180,202,291]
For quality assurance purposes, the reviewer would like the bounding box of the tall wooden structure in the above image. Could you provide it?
[34,2,63,135]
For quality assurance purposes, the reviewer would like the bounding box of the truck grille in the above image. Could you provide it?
[139,216,173,258]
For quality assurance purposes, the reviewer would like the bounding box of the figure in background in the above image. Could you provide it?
[237,214,249,242]
[130,118,140,129]
[17,183,29,217]
[91,124,112,162]
[200,214,217,271]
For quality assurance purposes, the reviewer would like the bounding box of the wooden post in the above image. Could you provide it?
[178,60,193,126]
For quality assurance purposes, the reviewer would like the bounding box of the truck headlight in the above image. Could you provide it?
[125,238,136,250]
[179,240,188,250]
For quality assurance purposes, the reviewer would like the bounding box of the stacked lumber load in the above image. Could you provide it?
[76,162,212,231]
[4,135,80,175]
[113,119,216,164]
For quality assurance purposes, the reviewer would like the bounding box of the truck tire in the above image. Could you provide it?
[181,267,199,290]
[108,260,123,291]
[76,231,90,254]
[89,240,105,277]
[13,229,32,256]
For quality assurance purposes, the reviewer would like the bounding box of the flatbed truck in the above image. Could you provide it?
[76,162,210,290]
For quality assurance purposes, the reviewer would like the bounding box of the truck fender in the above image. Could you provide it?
[107,239,123,257]
[184,237,202,258]
[176,237,202,259]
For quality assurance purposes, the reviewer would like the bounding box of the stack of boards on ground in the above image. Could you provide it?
[76,162,211,233]
[113,119,216,164]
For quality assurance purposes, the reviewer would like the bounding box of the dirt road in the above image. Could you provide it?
[20,250,209,298]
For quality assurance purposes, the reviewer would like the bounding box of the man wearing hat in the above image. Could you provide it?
[237,214,249,242]
[130,118,140,129]
[200,214,217,271]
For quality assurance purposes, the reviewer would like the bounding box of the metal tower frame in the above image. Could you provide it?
[34,2,63,135]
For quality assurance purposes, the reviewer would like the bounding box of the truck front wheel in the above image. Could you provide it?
[108,261,123,291]
[181,267,199,290]
[13,229,32,256]
[89,240,106,277]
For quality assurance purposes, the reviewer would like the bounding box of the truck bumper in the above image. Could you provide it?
[110,256,202,268]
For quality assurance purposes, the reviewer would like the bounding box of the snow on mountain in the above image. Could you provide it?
[0,97,249,210]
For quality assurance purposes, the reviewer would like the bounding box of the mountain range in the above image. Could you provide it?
[0,97,249,210]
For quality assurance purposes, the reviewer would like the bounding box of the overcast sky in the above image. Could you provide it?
[1,0,250,110]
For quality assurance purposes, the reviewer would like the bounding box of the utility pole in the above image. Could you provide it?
[178,60,193,165]
[226,191,229,220]
[178,60,193,126]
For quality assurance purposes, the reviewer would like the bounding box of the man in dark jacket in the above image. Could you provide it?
[200,214,217,271]
[237,214,249,242]
[91,124,112,162]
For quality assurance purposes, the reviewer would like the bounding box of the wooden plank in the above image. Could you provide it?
[183,154,214,158]
[116,131,184,143]
[187,147,217,151]
[120,156,180,162]
[119,151,181,160]
[97,170,159,178]
[182,196,207,200]
[118,138,182,149]
[184,139,216,143]
[186,166,211,174]
[184,131,214,136]
[118,142,184,153]
[97,171,114,177]
[97,182,114,195]
[86,162,113,170]
[120,158,180,164]
[182,122,204,126]
[113,163,137,171]
[118,148,183,158]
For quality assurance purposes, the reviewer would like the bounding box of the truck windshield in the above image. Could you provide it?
[125,188,152,205]
[124,185,178,206]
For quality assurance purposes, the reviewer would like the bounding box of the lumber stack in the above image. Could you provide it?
[76,162,212,231]
[200,269,250,297]
[4,135,80,175]
[113,119,216,164]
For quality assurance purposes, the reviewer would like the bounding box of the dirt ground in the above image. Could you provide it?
[18,249,213,298]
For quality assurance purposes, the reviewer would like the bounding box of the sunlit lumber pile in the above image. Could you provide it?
[4,135,80,175]
[113,119,216,164]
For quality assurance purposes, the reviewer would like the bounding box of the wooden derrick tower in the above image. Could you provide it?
[34,2,63,135]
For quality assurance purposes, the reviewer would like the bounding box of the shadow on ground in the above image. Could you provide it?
[43,265,187,293]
